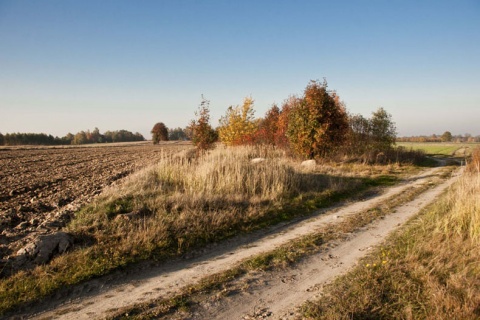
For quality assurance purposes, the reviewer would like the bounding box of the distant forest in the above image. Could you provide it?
[0,128,145,146]
[397,131,480,143]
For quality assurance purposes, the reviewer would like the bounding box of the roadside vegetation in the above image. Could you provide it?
[301,148,480,319]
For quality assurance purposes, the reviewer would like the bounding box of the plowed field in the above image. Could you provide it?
[0,142,191,273]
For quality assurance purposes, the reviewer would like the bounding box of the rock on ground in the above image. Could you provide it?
[301,159,316,168]
[15,232,74,265]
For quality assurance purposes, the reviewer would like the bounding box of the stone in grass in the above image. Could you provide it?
[301,159,316,168]
[251,157,266,164]
[16,232,73,265]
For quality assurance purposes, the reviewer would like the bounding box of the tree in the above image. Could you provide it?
[168,127,188,141]
[274,96,298,149]
[441,131,453,142]
[218,97,257,146]
[189,96,218,152]
[369,107,396,152]
[0,133,4,145]
[72,131,88,145]
[255,104,280,145]
[102,130,144,143]
[286,80,349,158]
[62,133,74,144]
[90,127,101,143]
[346,113,371,155]
[151,122,169,144]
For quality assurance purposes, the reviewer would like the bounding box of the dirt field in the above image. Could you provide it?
[0,141,191,274]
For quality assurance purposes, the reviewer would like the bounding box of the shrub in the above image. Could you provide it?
[151,122,169,144]
[286,80,349,159]
[188,96,218,152]
[218,97,257,146]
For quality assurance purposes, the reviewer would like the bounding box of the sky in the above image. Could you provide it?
[1,0,479,138]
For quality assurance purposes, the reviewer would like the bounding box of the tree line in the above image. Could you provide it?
[397,132,480,143]
[0,128,145,146]
[152,80,398,162]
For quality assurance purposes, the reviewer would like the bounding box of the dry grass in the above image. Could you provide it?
[0,146,414,315]
[302,167,480,319]
[439,168,480,242]
[439,146,480,242]
[68,146,332,253]
[397,142,480,158]
[466,147,480,173]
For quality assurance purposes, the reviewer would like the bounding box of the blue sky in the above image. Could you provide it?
[1,0,479,138]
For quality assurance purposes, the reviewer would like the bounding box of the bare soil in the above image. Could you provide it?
[14,165,461,320]
[0,142,191,275]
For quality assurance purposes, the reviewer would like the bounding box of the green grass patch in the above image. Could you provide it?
[397,142,480,157]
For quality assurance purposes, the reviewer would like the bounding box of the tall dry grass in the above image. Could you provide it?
[466,146,480,173]
[438,172,480,242]
[72,144,379,258]
[439,146,480,242]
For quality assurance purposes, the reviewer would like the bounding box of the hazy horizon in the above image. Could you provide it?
[1,1,479,139]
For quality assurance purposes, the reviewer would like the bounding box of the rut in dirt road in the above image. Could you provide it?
[22,166,460,320]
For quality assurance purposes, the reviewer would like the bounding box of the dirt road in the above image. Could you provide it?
[22,165,461,320]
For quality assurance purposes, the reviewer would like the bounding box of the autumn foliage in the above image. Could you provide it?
[254,104,280,145]
[218,97,257,146]
[151,122,169,144]
[286,80,349,158]
[198,79,397,161]
[189,96,218,152]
